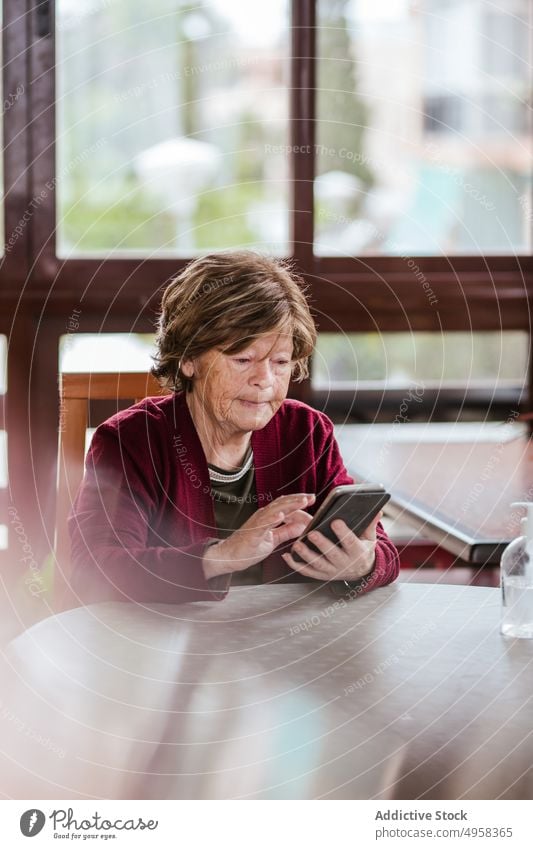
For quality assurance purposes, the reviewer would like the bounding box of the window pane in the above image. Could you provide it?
[0,2,4,257]
[0,430,6,488]
[56,1,289,256]
[0,336,6,394]
[0,428,6,546]
[59,334,157,456]
[316,0,532,256]
[59,333,156,373]
[313,331,529,387]
[0,334,4,548]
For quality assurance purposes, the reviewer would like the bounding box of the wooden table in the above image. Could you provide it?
[336,422,532,565]
[1,583,532,800]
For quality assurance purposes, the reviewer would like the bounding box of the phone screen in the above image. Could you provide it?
[290,485,390,563]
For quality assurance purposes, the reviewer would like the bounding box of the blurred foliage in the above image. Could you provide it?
[62,182,264,252]
[314,332,528,384]
[193,183,262,249]
[61,181,176,251]
[316,0,373,187]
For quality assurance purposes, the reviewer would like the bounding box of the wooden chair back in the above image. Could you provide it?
[55,372,167,608]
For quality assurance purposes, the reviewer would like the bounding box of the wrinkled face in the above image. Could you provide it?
[182,330,294,436]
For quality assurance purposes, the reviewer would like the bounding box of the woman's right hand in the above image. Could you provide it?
[202,493,316,580]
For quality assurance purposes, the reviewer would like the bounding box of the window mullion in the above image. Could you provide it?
[290,0,315,272]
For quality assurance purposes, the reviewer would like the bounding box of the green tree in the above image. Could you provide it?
[316,0,373,187]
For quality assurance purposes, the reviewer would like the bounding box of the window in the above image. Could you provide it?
[424,96,464,134]
[59,333,156,373]
[59,333,158,454]
[0,335,6,394]
[482,9,530,79]
[56,0,290,256]
[0,335,6,550]
[315,0,531,256]
[314,331,529,387]
[313,331,529,422]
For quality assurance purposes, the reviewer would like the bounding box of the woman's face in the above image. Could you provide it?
[182,329,294,437]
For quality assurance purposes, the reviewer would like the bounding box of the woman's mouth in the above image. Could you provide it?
[239,399,269,407]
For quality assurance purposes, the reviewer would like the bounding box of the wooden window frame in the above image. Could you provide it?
[1,0,528,327]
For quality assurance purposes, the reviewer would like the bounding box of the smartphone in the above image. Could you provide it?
[290,483,390,563]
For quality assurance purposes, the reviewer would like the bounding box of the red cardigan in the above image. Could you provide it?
[69,392,399,604]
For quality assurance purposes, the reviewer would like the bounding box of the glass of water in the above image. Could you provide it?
[501,529,533,639]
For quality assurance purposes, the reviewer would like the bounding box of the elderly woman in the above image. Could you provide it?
[69,251,399,604]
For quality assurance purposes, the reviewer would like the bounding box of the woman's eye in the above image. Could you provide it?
[234,358,250,365]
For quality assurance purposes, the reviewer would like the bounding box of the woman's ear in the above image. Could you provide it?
[180,359,194,378]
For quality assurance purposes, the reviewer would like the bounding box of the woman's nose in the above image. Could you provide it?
[250,360,273,386]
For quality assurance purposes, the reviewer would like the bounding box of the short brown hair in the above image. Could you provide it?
[152,251,317,392]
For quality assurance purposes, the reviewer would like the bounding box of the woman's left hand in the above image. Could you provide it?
[282,512,382,582]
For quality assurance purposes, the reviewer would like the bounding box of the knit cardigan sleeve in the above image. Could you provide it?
[68,420,225,605]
